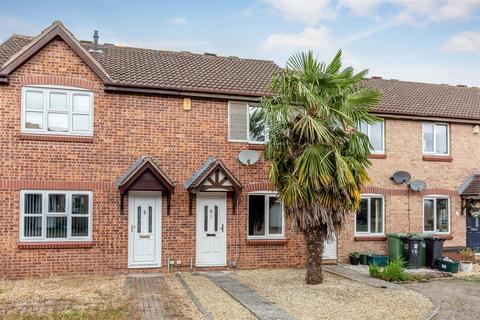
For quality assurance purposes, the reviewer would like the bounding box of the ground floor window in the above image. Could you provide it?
[355,195,384,235]
[423,196,450,233]
[248,193,284,238]
[20,190,92,241]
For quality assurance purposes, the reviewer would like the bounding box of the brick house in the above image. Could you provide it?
[0,21,479,279]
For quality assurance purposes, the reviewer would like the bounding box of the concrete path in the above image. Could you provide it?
[324,264,402,289]
[204,272,294,320]
[404,279,480,320]
[127,274,166,320]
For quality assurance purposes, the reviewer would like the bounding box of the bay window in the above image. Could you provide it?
[20,190,92,241]
[355,195,384,235]
[22,87,93,135]
[248,193,284,238]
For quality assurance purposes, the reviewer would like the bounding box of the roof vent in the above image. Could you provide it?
[89,30,102,53]
[204,52,217,56]
[456,84,467,87]
[371,76,382,79]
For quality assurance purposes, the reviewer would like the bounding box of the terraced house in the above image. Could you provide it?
[0,21,479,279]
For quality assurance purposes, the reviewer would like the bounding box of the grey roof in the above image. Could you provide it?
[1,24,479,119]
[0,34,279,97]
[184,157,218,189]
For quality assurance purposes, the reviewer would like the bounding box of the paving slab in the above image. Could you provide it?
[203,272,294,320]
[324,264,403,289]
[127,274,166,320]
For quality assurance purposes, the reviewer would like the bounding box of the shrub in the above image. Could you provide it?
[369,258,411,282]
[349,252,360,258]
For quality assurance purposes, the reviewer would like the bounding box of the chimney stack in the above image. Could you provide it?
[89,30,102,52]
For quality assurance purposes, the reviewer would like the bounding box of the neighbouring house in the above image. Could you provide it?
[0,21,479,279]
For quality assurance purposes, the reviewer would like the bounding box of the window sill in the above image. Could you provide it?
[247,239,287,246]
[19,133,94,143]
[248,144,265,151]
[422,155,452,162]
[369,154,387,159]
[17,241,93,250]
[354,236,387,241]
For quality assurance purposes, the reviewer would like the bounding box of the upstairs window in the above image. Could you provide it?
[422,123,448,155]
[228,101,266,143]
[20,190,92,242]
[22,87,93,136]
[358,120,384,154]
[248,193,284,238]
[355,195,384,235]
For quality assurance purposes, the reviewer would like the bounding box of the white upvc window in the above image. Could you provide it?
[20,190,93,242]
[422,122,449,155]
[355,195,384,235]
[228,101,267,144]
[423,196,450,234]
[248,192,284,239]
[21,86,94,136]
[358,120,384,154]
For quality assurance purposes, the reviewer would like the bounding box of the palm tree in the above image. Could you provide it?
[261,50,381,284]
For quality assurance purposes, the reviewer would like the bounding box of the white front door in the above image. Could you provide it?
[323,236,337,259]
[128,194,161,268]
[196,193,227,266]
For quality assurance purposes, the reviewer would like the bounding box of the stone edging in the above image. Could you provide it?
[175,273,214,320]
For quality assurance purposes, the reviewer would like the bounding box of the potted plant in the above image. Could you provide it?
[349,252,360,265]
[459,247,476,272]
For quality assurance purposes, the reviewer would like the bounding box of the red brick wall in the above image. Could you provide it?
[0,38,476,278]
[0,39,307,278]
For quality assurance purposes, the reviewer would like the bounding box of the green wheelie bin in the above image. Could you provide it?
[387,233,406,261]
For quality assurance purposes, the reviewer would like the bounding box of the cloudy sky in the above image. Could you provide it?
[1,0,479,86]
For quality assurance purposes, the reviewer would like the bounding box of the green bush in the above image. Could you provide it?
[369,258,411,282]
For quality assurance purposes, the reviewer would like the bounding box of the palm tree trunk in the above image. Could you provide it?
[304,226,326,284]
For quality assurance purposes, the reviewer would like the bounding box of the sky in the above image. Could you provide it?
[0,0,479,86]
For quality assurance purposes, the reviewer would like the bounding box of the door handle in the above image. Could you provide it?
[206,233,216,237]
[221,224,224,232]
[131,225,136,232]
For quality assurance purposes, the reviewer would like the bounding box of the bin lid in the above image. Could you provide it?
[425,236,446,241]
[386,233,408,238]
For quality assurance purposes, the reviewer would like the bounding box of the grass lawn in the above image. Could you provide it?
[234,269,433,320]
[0,275,139,320]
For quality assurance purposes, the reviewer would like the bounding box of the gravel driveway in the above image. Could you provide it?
[404,279,480,320]
[234,269,433,320]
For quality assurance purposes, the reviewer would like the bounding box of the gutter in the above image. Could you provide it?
[0,76,9,84]
[103,83,264,102]
[372,112,480,124]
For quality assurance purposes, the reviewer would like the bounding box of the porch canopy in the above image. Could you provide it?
[459,174,480,214]
[184,157,242,215]
[116,156,175,215]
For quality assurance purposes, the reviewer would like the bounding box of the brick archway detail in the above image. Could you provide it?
[20,75,95,90]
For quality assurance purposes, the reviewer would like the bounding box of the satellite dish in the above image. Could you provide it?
[391,171,412,184]
[238,150,260,165]
[410,180,427,192]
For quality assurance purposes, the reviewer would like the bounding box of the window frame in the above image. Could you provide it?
[228,101,267,144]
[354,194,385,236]
[21,86,94,136]
[422,196,450,234]
[247,191,285,239]
[422,122,449,156]
[19,190,93,242]
[358,120,385,154]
